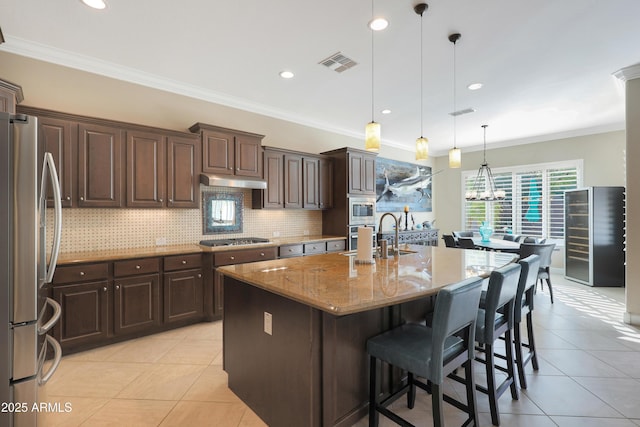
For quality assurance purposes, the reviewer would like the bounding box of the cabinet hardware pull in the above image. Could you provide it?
[136,265,141,269]
[80,196,84,201]
[230,256,235,260]
[79,271,85,276]
[66,196,71,201]
[197,274,202,278]
[169,199,173,203]
[182,260,187,264]
[260,253,265,256]
[103,287,107,292]
[115,285,120,290]
[159,198,163,202]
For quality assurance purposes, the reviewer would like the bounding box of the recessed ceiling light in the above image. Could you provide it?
[381,109,391,115]
[279,71,294,79]
[81,0,107,9]
[467,82,483,91]
[368,18,389,31]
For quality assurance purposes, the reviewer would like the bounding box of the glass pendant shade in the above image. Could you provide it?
[365,121,381,151]
[449,147,461,168]
[415,136,428,160]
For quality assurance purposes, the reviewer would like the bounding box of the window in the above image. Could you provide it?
[462,160,582,243]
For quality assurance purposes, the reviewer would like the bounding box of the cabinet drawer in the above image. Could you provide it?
[164,253,203,271]
[279,244,304,258]
[53,263,109,284]
[304,242,326,255]
[326,239,346,252]
[214,247,277,266]
[114,257,160,277]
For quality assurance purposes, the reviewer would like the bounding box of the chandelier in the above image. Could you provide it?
[464,125,506,201]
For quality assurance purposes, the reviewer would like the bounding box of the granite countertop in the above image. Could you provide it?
[218,245,517,316]
[56,235,345,264]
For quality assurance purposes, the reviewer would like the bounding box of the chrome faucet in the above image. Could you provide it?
[379,212,400,254]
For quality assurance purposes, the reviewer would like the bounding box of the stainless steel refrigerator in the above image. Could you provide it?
[1,112,63,426]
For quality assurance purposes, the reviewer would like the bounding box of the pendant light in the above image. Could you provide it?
[465,125,506,201]
[414,3,429,161]
[448,33,462,168]
[365,0,382,152]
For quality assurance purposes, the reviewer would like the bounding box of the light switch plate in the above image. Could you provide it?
[264,312,272,335]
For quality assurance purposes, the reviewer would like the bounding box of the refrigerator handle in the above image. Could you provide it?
[38,335,62,386]
[38,297,62,335]
[41,152,62,285]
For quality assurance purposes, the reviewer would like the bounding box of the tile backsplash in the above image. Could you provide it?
[50,187,323,253]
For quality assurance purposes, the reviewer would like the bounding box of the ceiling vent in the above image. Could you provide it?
[449,108,476,117]
[319,52,358,73]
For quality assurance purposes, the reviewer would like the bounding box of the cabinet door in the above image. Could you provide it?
[126,130,166,208]
[213,269,225,317]
[319,157,333,209]
[284,154,303,208]
[53,280,109,349]
[303,157,319,209]
[263,149,284,208]
[78,123,123,207]
[113,274,160,335]
[0,86,17,113]
[235,135,262,177]
[167,136,200,208]
[163,269,204,324]
[363,155,377,194]
[39,117,75,207]
[348,152,363,194]
[202,129,233,175]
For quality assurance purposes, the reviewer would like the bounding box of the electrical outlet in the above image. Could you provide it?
[156,237,167,246]
[264,312,272,335]
[272,231,280,237]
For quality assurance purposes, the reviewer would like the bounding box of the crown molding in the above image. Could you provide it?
[613,63,640,82]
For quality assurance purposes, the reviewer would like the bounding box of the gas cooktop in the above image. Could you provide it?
[199,237,271,247]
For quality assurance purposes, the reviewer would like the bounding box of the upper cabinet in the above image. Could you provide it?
[18,106,201,209]
[322,147,377,197]
[0,79,23,114]
[189,123,263,178]
[253,147,333,210]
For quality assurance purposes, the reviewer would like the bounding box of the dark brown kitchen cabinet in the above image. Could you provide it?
[52,263,110,351]
[348,150,376,195]
[319,157,333,209]
[190,123,263,178]
[303,157,320,209]
[284,153,303,208]
[126,130,166,208]
[78,122,124,207]
[0,79,23,114]
[113,257,161,335]
[257,148,285,208]
[167,135,200,208]
[38,116,76,207]
[163,254,204,324]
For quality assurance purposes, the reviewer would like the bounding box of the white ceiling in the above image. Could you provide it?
[1,0,639,155]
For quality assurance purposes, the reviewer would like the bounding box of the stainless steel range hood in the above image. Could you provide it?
[200,174,267,189]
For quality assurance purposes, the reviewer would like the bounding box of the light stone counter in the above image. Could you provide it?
[219,244,517,316]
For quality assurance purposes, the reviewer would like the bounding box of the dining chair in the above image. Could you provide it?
[519,243,556,303]
[513,254,541,389]
[367,276,483,427]
[503,234,520,242]
[454,263,521,426]
[452,230,474,239]
[442,234,457,248]
[458,237,476,249]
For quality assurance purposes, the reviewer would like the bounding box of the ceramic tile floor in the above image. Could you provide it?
[41,273,640,426]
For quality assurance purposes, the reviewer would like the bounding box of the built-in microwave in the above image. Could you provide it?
[348,197,376,226]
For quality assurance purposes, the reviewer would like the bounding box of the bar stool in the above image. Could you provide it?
[367,276,483,427]
[513,255,541,389]
[459,263,521,426]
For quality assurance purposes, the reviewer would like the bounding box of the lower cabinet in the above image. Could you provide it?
[53,279,110,349]
[163,269,203,324]
[52,253,205,353]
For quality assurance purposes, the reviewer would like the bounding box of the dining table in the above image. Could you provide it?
[472,237,521,253]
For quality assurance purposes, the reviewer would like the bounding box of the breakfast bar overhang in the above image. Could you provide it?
[219,246,516,427]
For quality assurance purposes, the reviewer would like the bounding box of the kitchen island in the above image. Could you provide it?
[219,245,516,427]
